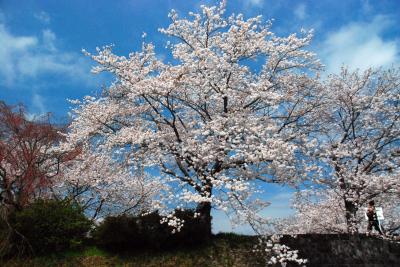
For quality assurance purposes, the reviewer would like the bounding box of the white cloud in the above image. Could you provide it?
[0,24,38,85]
[243,0,264,8]
[267,192,293,202]
[42,29,56,52]
[294,3,306,20]
[321,16,399,73]
[32,93,46,114]
[24,93,47,120]
[34,11,51,24]
[0,23,93,87]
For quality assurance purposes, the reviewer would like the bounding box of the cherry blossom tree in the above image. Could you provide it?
[275,188,400,236]
[61,1,323,237]
[57,143,163,220]
[298,67,400,234]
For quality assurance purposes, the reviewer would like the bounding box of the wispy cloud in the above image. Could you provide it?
[34,11,51,24]
[24,93,47,120]
[0,23,93,88]
[321,15,399,73]
[243,0,264,8]
[293,3,306,20]
[0,24,38,85]
[42,29,56,52]
[32,93,46,114]
[267,192,293,202]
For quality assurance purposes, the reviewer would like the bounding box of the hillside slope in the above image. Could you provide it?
[2,234,399,267]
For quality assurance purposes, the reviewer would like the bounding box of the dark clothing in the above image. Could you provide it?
[368,220,383,235]
[367,206,383,235]
[367,207,377,221]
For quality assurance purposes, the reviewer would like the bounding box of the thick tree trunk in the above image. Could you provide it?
[344,199,358,234]
[338,174,359,234]
[195,201,212,238]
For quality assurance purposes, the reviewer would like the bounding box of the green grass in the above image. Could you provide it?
[0,234,264,267]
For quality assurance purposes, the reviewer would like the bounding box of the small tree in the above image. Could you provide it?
[0,101,66,212]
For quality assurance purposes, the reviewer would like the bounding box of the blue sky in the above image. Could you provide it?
[1,0,399,233]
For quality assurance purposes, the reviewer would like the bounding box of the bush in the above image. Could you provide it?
[93,209,209,251]
[92,214,142,251]
[136,212,170,249]
[11,199,92,255]
[168,209,210,247]
[92,212,170,251]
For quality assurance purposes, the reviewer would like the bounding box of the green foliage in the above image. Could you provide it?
[11,199,92,255]
[93,210,210,252]
[170,209,212,247]
[135,211,171,249]
[92,214,143,251]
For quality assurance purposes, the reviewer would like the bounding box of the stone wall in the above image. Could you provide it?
[280,234,400,267]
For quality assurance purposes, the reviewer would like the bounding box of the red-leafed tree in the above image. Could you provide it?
[0,101,67,212]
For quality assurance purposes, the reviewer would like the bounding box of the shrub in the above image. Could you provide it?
[92,212,170,251]
[92,214,141,251]
[136,212,170,249]
[11,199,92,255]
[93,209,209,251]
[167,209,210,248]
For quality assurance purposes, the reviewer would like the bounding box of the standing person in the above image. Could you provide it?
[366,200,384,236]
